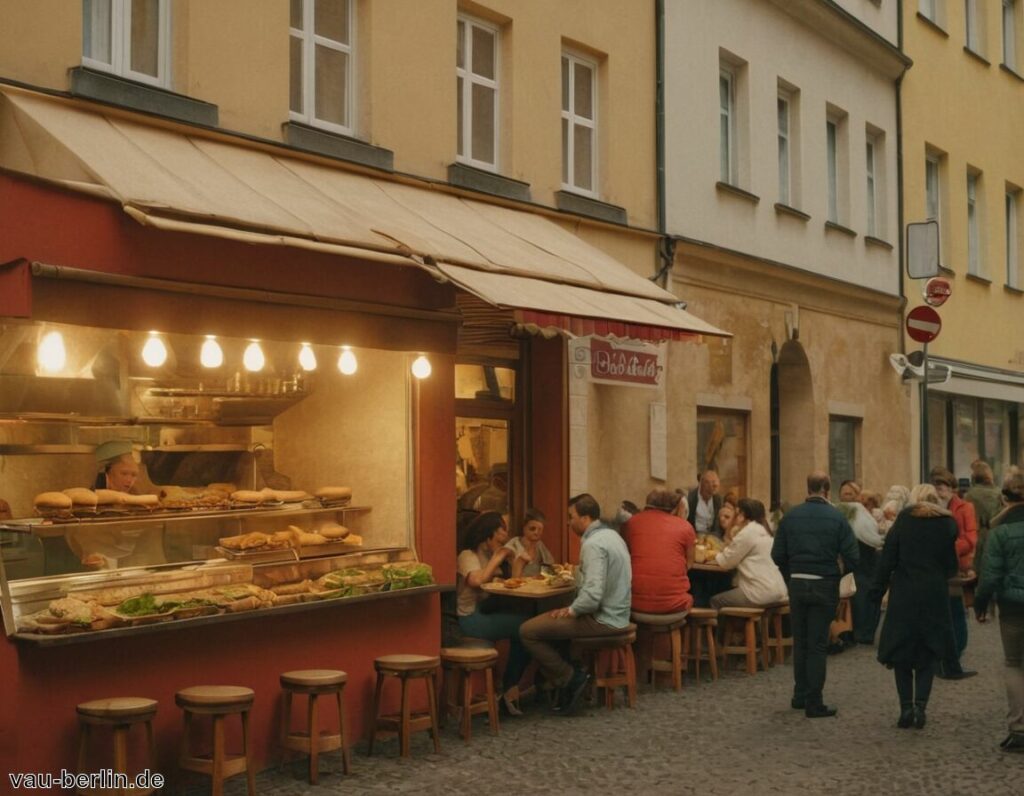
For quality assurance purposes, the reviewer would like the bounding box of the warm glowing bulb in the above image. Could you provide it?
[411,354,432,379]
[337,346,357,375]
[299,343,317,372]
[37,331,67,373]
[200,336,224,368]
[243,341,265,372]
[141,332,168,367]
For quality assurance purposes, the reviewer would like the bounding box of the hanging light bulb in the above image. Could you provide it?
[243,340,265,372]
[37,330,67,373]
[337,346,358,375]
[141,331,168,367]
[411,354,432,379]
[298,342,317,372]
[200,335,224,368]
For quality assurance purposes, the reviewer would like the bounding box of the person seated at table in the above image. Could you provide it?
[456,511,531,715]
[710,498,788,609]
[506,508,555,577]
[623,489,696,614]
[716,497,740,543]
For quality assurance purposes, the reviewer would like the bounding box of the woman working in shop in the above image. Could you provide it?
[93,439,141,492]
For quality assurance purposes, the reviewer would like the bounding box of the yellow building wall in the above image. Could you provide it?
[0,1,80,88]
[902,3,1024,371]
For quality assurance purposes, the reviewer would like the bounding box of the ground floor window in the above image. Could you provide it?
[828,416,860,487]
[696,408,748,499]
[928,393,1022,484]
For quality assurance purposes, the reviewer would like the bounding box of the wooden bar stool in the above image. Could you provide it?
[280,669,350,785]
[718,607,767,675]
[683,607,719,683]
[572,624,638,709]
[75,697,158,796]
[368,654,441,758]
[630,610,689,691]
[439,647,499,742]
[762,601,792,665]
[175,685,255,796]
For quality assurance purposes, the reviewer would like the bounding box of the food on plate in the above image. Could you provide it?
[261,488,309,502]
[94,489,128,506]
[219,531,273,550]
[34,491,73,511]
[697,533,724,554]
[314,486,352,503]
[230,490,265,504]
[265,531,294,549]
[206,482,238,494]
[115,593,180,617]
[503,578,525,590]
[123,493,159,508]
[381,562,434,590]
[318,524,350,540]
[344,534,363,545]
[270,580,313,596]
[294,531,329,546]
[63,488,98,507]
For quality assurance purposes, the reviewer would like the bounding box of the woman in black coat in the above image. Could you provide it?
[869,484,959,729]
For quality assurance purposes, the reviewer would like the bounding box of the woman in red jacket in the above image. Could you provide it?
[623,489,697,613]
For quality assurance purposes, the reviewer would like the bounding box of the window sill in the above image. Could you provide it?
[1000,63,1024,83]
[939,265,956,277]
[1004,284,1024,296]
[716,181,760,204]
[864,235,894,251]
[447,163,532,203]
[554,191,627,225]
[963,46,991,66]
[965,272,992,285]
[824,220,857,238]
[774,202,810,222]
[69,67,218,127]
[916,12,949,37]
[284,123,394,172]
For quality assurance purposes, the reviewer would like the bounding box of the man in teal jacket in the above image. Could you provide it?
[975,471,1024,753]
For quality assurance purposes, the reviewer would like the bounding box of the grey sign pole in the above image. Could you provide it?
[920,341,929,482]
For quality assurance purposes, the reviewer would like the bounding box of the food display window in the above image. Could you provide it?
[0,319,434,641]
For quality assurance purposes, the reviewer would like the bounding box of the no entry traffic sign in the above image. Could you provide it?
[906,305,942,343]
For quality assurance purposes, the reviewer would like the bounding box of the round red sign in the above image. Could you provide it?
[923,277,952,307]
[906,305,942,343]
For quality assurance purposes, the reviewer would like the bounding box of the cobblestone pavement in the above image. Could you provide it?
[199,617,1020,796]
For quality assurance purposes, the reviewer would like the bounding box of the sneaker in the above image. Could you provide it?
[1002,733,1024,753]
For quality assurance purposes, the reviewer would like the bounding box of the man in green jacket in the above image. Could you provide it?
[975,471,1024,753]
[772,472,859,718]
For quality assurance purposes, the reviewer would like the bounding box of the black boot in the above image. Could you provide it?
[897,704,915,728]
[913,703,927,729]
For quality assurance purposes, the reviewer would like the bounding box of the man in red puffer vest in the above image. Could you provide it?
[623,489,696,613]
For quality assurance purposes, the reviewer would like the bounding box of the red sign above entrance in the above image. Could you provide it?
[590,338,663,386]
[906,305,942,343]
[923,277,952,307]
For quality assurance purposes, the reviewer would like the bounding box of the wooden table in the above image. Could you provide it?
[480,580,575,613]
[690,562,727,573]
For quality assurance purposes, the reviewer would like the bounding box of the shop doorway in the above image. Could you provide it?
[771,341,814,507]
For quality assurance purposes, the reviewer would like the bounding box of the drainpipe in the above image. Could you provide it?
[896,0,907,356]
[652,0,674,289]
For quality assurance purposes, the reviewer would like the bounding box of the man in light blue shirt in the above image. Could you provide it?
[520,493,632,715]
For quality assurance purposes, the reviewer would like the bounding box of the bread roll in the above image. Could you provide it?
[344,534,363,546]
[94,489,127,506]
[63,488,98,507]
[294,531,329,546]
[34,492,72,509]
[270,490,310,502]
[230,490,264,504]
[318,524,350,540]
[123,493,159,507]
[206,483,238,494]
[314,486,352,501]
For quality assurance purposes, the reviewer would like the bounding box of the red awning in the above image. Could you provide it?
[514,309,700,342]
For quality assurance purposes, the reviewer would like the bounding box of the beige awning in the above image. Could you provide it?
[0,85,728,339]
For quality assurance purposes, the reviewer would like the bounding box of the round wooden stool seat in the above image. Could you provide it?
[631,610,688,629]
[718,606,765,618]
[762,600,790,610]
[441,647,499,666]
[175,685,254,711]
[374,654,441,673]
[77,697,157,722]
[573,623,638,651]
[281,669,349,690]
[687,607,719,623]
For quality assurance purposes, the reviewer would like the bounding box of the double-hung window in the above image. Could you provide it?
[1007,191,1020,288]
[457,16,499,170]
[561,52,597,196]
[965,0,981,51]
[920,0,939,22]
[290,0,354,135]
[925,156,941,222]
[967,171,982,275]
[82,0,171,88]
[866,137,878,237]
[826,119,839,223]
[1005,0,1019,69]
[777,94,791,205]
[719,68,737,185]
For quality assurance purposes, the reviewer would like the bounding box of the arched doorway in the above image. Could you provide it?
[770,341,814,508]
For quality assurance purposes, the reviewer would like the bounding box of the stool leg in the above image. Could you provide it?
[706,626,719,680]
[211,715,225,796]
[460,669,472,741]
[425,672,441,754]
[670,628,682,691]
[77,724,90,785]
[179,710,192,775]
[281,689,292,747]
[336,689,350,774]
[774,613,785,664]
[308,693,320,785]
[242,709,256,796]
[626,644,637,707]
[760,616,772,671]
[745,619,757,675]
[693,626,703,683]
[113,725,129,796]
[484,666,499,735]
[399,676,411,758]
[367,672,384,756]
[440,667,451,728]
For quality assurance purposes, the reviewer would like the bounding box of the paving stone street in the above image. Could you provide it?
[197,616,1021,796]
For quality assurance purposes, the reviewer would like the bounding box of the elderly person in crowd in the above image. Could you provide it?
[878,484,912,535]
[965,459,1004,581]
[975,471,1024,753]
[688,469,723,535]
[839,494,885,645]
[930,467,979,679]
[870,484,959,729]
[710,498,787,609]
[623,489,696,614]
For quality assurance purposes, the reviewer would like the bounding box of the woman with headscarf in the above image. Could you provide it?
[869,484,959,729]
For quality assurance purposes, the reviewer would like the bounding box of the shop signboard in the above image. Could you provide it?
[587,337,665,387]
[923,277,952,307]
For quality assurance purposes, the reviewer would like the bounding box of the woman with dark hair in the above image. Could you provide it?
[456,511,531,715]
[869,484,959,729]
[506,508,554,577]
[710,498,787,609]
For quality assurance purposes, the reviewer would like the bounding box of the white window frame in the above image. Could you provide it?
[920,0,938,21]
[777,93,791,206]
[967,171,981,275]
[925,155,941,222]
[1007,190,1020,288]
[826,118,839,223]
[866,136,877,238]
[1005,0,1019,68]
[456,15,500,172]
[82,0,172,88]
[561,51,598,198]
[289,0,355,136]
[719,67,737,185]
[965,0,981,51]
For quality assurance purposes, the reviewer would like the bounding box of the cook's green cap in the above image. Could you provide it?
[95,439,133,464]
